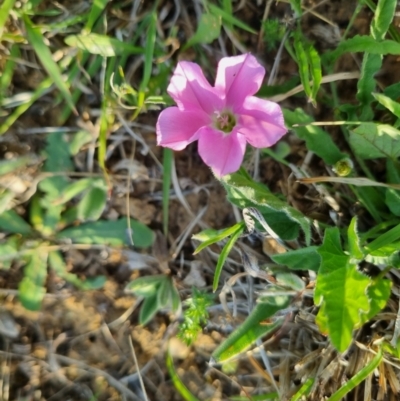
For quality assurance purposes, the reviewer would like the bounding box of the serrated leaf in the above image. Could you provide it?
[65,33,144,57]
[57,218,154,248]
[184,13,221,49]
[211,297,289,363]
[328,35,400,59]
[18,252,48,311]
[77,186,107,221]
[271,246,320,271]
[220,170,311,244]
[315,228,371,352]
[284,108,347,165]
[350,123,400,160]
[347,217,364,261]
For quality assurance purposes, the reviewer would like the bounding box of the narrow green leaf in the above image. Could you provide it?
[77,186,107,222]
[184,13,221,49]
[213,223,244,292]
[193,223,244,255]
[373,92,400,119]
[23,15,77,114]
[19,252,48,311]
[162,148,173,237]
[308,43,322,102]
[0,0,16,38]
[53,178,104,205]
[65,34,144,57]
[0,236,19,270]
[166,349,201,401]
[57,218,154,248]
[0,210,32,235]
[211,297,290,363]
[84,0,109,32]
[329,35,400,59]
[293,29,312,101]
[0,77,53,136]
[291,378,314,401]
[349,123,400,160]
[371,0,397,40]
[139,293,159,325]
[140,12,156,92]
[271,247,320,271]
[315,228,371,352]
[125,275,165,297]
[0,44,19,101]
[365,223,400,252]
[327,349,383,401]
[284,109,347,165]
[208,4,257,34]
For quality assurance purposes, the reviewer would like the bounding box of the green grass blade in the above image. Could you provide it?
[84,0,108,33]
[166,348,201,401]
[209,4,256,34]
[0,44,19,102]
[0,0,16,38]
[326,349,382,401]
[162,148,173,237]
[23,14,77,115]
[293,29,312,102]
[291,378,314,401]
[212,223,244,292]
[211,298,290,363]
[0,77,53,135]
[365,223,400,252]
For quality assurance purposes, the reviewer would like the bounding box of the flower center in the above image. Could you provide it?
[214,110,236,134]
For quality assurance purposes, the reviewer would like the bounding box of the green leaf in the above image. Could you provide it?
[68,130,93,155]
[0,0,16,39]
[53,178,105,206]
[0,236,19,270]
[77,186,107,222]
[271,247,320,271]
[208,3,257,34]
[314,228,371,352]
[385,188,400,216]
[365,223,400,253]
[328,35,400,59]
[373,92,400,119]
[0,210,32,235]
[57,218,154,248]
[184,13,221,49]
[84,0,109,33]
[213,223,244,292]
[371,0,397,40]
[347,217,364,261]
[220,170,311,244]
[349,123,400,160]
[19,252,48,311]
[64,33,144,57]
[360,278,391,325]
[125,275,166,297]
[284,108,347,165]
[211,297,290,363]
[139,293,159,325]
[293,29,312,102]
[326,349,383,401]
[23,14,77,114]
[166,349,201,401]
[193,223,244,255]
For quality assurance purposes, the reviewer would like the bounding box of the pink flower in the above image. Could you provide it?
[156,53,287,177]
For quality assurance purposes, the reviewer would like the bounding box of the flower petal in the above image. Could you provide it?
[167,61,223,114]
[156,107,210,150]
[236,96,287,148]
[197,127,246,177]
[215,53,265,108]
